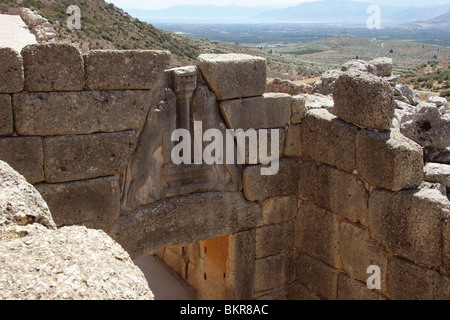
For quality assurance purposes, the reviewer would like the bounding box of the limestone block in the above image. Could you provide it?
[291,93,334,124]
[0,94,13,135]
[295,201,340,268]
[333,71,396,130]
[387,256,446,300]
[284,124,302,158]
[196,54,266,100]
[369,189,449,267]
[13,91,153,136]
[314,69,343,95]
[296,254,339,300]
[35,176,120,232]
[444,219,450,276]
[242,158,301,201]
[338,274,386,300]
[261,195,297,225]
[369,57,393,77]
[423,162,450,188]
[110,192,262,259]
[0,47,24,93]
[84,50,170,90]
[0,137,44,183]
[302,109,358,172]
[287,281,322,300]
[299,161,369,227]
[0,160,55,241]
[43,132,137,183]
[21,43,84,91]
[356,129,423,192]
[254,252,295,293]
[220,93,291,130]
[255,222,294,258]
[239,128,286,164]
[339,221,388,290]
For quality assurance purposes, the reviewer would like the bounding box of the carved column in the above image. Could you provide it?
[172,66,197,132]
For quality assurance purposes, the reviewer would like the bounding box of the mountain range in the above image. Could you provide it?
[127,0,450,26]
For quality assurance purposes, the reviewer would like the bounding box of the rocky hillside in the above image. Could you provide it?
[0,0,257,68]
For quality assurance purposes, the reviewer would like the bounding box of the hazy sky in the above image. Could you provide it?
[107,0,450,10]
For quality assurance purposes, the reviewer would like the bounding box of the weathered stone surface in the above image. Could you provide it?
[295,201,340,268]
[243,159,301,201]
[299,161,369,227]
[220,93,291,130]
[110,192,262,259]
[427,96,448,113]
[13,91,154,136]
[284,124,302,158]
[254,286,289,300]
[356,129,423,192]
[261,195,297,225]
[338,274,386,300]
[266,78,313,96]
[291,93,334,124]
[0,94,13,135]
[288,281,322,300]
[0,160,55,241]
[420,181,447,197]
[84,50,170,90]
[401,104,450,150]
[196,54,266,100]
[313,69,343,95]
[0,47,24,93]
[0,226,153,300]
[369,189,449,267]
[302,109,358,172]
[423,162,450,188]
[21,43,84,91]
[256,222,294,258]
[426,147,450,165]
[387,256,448,300]
[369,57,393,77]
[444,219,450,276]
[35,176,121,232]
[43,131,137,183]
[333,71,396,130]
[341,59,375,74]
[254,252,295,293]
[0,137,44,184]
[339,221,388,290]
[296,254,339,300]
[239,128,286,164]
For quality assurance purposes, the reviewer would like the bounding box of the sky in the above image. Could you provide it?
[107,0,450,10]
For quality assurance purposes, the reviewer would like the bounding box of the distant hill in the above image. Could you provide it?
[252,0,450,26]
[402,11,450,29]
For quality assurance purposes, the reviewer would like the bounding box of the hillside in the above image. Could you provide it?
[0,0,264,68]
[402,11,450,29]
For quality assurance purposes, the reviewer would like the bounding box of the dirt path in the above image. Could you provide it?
[0,14,37,52]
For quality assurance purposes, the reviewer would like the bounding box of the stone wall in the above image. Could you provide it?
[0,43,448,300]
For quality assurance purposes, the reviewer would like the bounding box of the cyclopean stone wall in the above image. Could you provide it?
[0,43,448,300]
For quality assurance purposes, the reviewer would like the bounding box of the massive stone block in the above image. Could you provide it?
[291,93,334,124]
[220,93,291,130]
[84,50,170,90]
[339,221,388,290]
[21,43,84,92]
[0,137,44,184]
[13,91,153,136]
[110,192,262,259]
[333,71,396,130]
[356,129,423,191]
[387,256,449,300]
[242,158,301,201]
[302,109,358,172]
[338,274,386,300]
[369,57,393,77]
[0,47,24,93]
[254,252,295,293]
[35,176,121,232]
[295,201,340,268]
[0,94,13,135]
[299,161,369,227]
[284,124,302,158]
[196,54,266,100]
[296,254,339,300]
[261,195,298,225]
[255,222,294,258]
[369,189,449,267]
[43,132,137,183]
